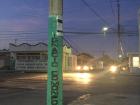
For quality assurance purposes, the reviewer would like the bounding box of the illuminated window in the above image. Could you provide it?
[132,57,139,67]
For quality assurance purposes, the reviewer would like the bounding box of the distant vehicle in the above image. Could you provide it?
[120,65,129,72]
[109,65,119,74]
[76,65,94,71]
[109,64,129,74]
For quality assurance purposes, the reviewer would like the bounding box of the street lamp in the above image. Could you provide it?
[102,26,109,36]
[102,27,109,31]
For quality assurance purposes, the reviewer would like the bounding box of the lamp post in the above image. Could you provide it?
[47,0,63,105]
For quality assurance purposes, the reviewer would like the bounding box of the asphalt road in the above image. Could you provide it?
[0,72,140,105]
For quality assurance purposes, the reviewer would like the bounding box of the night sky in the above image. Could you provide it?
[0,0,140,58]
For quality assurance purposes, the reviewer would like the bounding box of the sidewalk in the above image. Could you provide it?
[68,93,140,105]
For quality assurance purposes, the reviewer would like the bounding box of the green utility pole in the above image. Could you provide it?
[47,0,63,105]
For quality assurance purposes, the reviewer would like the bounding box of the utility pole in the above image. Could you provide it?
[138,9,140,67]
[138,9,140,53]
[117,0,122,59]
[47,0,63,105]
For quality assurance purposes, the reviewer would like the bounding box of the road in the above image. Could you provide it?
[0,71,140,105]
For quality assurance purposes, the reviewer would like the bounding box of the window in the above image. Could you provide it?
[17,56,27,60]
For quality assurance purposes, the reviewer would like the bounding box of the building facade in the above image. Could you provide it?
[9,43,48,72]
[127,52,140,73]
[63,45,77,71]
[9,42,77,72]
[0,50,10,70]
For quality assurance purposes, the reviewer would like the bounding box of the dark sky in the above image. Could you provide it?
[0,0,140,58]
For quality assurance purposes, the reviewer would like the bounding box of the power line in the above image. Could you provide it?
[109,0,116,20]
[0,30,138,37]
[0,31,137,39]
[64,31,138,35]
[80,0,111,26]
[64,36,86,53]
[117,0,124,57]
[0,31,48,35]
[63,37,79,53]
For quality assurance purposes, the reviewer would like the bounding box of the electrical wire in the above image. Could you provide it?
[80,0,111,26]
[0,31,137,40]
[109,0,116,20]
[63,37,79,53]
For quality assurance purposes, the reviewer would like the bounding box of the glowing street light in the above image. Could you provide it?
[102,27,109,32]
[102,26,109,36]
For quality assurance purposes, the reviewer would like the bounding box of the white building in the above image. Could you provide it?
[9,42,48,72]
[63,45,77,71]
[128,52,140,73]
[9,42,77,72]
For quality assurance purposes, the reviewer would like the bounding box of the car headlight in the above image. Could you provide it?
[122,67,126,71]
[109,65,118,73]
[76,66,81,70]
[83,65,89,71]
[89,66,93,70]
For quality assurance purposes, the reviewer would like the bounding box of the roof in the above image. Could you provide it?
[0,49,10,53]
[9,42,48,47]
[9,42,48,52]
[9,42,72,52]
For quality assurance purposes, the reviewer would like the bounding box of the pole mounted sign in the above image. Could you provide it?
[47,0,63,105]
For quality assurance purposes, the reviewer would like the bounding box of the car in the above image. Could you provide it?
[76,65,94,71]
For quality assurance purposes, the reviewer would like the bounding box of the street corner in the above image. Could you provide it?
[68,93,140,105]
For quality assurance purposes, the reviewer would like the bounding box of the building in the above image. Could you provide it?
[9,42,77,72]
[127,52,140,73]
[0,49,10,70]
[63,44,77,71]
[77,53,94,66]
[126,9,140,73]
[9,42,48,72]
